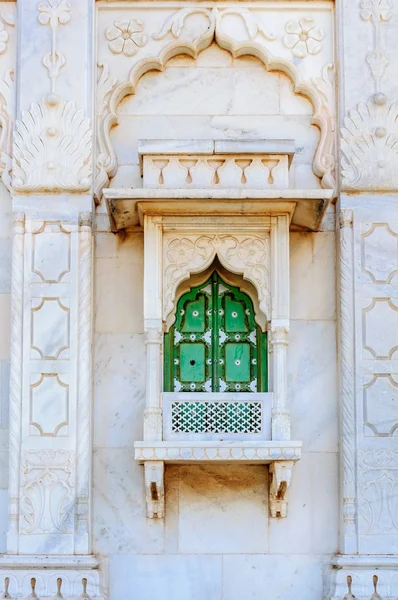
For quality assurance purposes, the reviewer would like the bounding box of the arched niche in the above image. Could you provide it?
[168,257,267,332]
[95,25,336,200]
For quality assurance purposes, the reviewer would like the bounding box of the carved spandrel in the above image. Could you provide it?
[163,233,270,323]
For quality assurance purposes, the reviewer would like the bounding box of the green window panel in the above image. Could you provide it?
[164,272,268,393]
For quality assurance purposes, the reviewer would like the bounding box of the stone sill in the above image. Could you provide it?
[104,187,333,232]
[134,440,302,464]
[331,555,398,569]
[0,555,100,569]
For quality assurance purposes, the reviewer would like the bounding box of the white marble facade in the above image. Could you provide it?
[0,0,395,599]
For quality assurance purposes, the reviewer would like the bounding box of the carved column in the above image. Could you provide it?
[328,0,398,597]
[0,0,103,598]
[339,209,357,555]
[143,216,164,518]
[7,214,25,554]
[270,215,290,441]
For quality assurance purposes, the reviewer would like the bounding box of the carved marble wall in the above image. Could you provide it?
[0,0,394,599]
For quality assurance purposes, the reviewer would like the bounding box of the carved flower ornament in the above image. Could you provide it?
[236,239,267,266]
[360,0,392,22]
[167,238,196,267]
[106,19,148,57]
[283,18,324,59]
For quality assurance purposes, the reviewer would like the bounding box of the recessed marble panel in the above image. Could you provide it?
[0,489,8,552]
[92,448,164,555]
[362,298,398,360]
[93,333,146,448]
[29,373,69,437]
[177,464,268,554]
[0,184,12,239]
[222,554,325,600]
[95,234,144,334]
[0,238,11,293]
[0,294,10,361]
[288,320,338,452]
[30,298,70,360]
[269,452,339,555]
[290,232,336,321]
[363,374,398,437]
[119,67,280,116]
[109,554,222,600]
[0,430,9,489]
[0,361,9,428]
[31,224,71,284]
[361,223,398,284]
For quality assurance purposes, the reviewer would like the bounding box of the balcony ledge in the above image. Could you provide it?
[104,187,333,233]
[134,440,302,464]
[134,440,302,519]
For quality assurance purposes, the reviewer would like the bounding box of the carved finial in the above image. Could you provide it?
[343,575,355,599]
[1,577,11,599]
[370,575,382,600]
[52,578,63,599]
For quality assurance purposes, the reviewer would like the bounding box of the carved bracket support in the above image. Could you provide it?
[269,460,294,518]
[144,461,165,519]
[141,456,298,520]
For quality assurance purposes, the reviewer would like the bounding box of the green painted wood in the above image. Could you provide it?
[164,271,267,392]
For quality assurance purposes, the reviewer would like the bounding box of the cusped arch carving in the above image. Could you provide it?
[163,232,270,325]
[95,9,336,201]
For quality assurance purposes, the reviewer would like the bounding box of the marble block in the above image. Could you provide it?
[177,464,269,554]
[109,555,222,600]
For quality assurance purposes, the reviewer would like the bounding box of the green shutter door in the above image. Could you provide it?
[164,272,267,392]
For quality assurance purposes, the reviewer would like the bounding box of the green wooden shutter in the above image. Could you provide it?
[164,272,267,392]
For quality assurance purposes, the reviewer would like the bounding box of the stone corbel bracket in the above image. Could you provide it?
[95,6,336,201]
[269,460,294,518]
[144,461,165,519]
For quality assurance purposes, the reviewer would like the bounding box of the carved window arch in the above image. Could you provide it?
[164,270,267,393]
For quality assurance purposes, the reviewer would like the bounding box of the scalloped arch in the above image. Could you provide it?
[95,20,336,200]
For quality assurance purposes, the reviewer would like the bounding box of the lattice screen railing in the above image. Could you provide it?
[171,401,262,434]
[163,393,272,441]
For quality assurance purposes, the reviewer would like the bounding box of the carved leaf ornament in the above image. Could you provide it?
[13,93,92,192]
[341,93,398,190]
